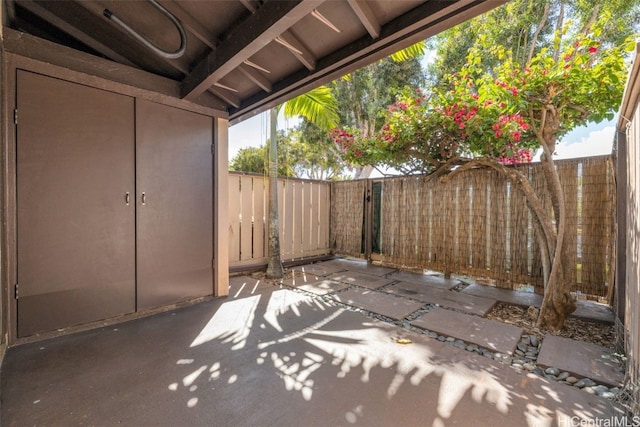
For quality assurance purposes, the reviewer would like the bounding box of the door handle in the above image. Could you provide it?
[125,192,130,205]
[141,192,146,205]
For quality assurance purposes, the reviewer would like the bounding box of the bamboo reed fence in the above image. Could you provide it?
[330,180,366,257]
[330,156,616,297]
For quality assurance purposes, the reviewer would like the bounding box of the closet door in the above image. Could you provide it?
[136,100,213,310]
[16,71,135,337]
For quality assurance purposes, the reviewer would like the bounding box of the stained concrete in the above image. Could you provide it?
[386,282,497,316]
[388,271,460,290]
[412,308,523,356]
[321,258,397,277]
[537,335,625,387]
[229,275,273,297]
[330,287,425,320]
[2,286,622,426]
[327,271,395,289]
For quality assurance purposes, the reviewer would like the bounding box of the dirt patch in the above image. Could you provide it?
[486,302,616,350]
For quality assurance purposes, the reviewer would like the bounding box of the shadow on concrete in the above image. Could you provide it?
[2,281,622,426]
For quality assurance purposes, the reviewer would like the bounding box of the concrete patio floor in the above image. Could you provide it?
[2,268,623,426]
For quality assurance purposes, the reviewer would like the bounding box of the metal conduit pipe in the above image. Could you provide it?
[103,0,187,60]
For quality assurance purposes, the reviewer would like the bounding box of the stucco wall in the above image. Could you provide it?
[618,43,640,412]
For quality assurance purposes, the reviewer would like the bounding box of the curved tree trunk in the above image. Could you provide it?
[537,111,576,330]
[443,155,573,329]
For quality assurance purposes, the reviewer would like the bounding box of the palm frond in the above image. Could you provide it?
[390,41,426,62]
[283,85,339,130]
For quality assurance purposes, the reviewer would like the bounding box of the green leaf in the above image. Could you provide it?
[390,42,426,62]
[283,86,339,131]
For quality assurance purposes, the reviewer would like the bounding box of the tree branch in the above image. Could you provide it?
[528,1,550,63]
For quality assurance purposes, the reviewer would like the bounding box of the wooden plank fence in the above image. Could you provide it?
[228,172,331,267]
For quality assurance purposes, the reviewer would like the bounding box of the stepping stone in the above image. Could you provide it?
[329,288,424,320]
[290,262,345,277]
[229,275,273,297]
[537,335,624,387]
[281,275,349,296]
[386,282,497,316]
[280,274,322,287]
[461,283,543,307]
[573,300,615,324]
[387,271,460,290]
[327,271,395,289]
[322,258,397,277]
[412,308,523,355]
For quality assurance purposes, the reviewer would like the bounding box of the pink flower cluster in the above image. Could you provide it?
[492,114,530,142]
[499,148,533,165]
[388,100,409,112]
[495,80,519,96]
[443,103,478,130]
[330,128,355,152]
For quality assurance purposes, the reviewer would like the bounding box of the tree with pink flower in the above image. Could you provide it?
[332,19,636,330]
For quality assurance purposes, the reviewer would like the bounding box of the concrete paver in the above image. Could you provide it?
[386,282,497,316]
[461,283,543,307]
[330,287,424,320]
[282,276,350,296]
[327,271,395,289]
[388,271,460,290]
[280,273,323,287]
[321,258,397,277]
[461,284,614,323]
[412,308,523,355]
[537,334,625,387]
[2,286,622,427]
[573,300,616,323]
[290,262,345,277]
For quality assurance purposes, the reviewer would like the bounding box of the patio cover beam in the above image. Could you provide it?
[181,0,324,101]
[228,0,505,124]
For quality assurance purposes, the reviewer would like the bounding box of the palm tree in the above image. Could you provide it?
[265,42,426,278]
[265,86,339,278]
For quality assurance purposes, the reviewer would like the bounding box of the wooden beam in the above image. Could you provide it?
[213,117,230,297]
[23,0,181,79]
[238,0,316,72]
[209,87,241,109]
[238,63,272,92]
[275,31,316,70]
[229,0,506,124]
[159,0,219,50]
[3,28,227,116]
[346,0,380,39]
[181,0,325,101]
[17,0,140,68]
[3,0,16,25]
[238,0,258,14]
[73,0,190,75]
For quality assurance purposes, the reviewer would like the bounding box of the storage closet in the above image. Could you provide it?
[16,71,213,337]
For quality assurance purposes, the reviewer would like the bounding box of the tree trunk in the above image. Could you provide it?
[266,107,284,279]
[535,132,576,330]
[443,155,572,329]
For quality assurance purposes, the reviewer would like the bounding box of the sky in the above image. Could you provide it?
[229,110,296,160]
